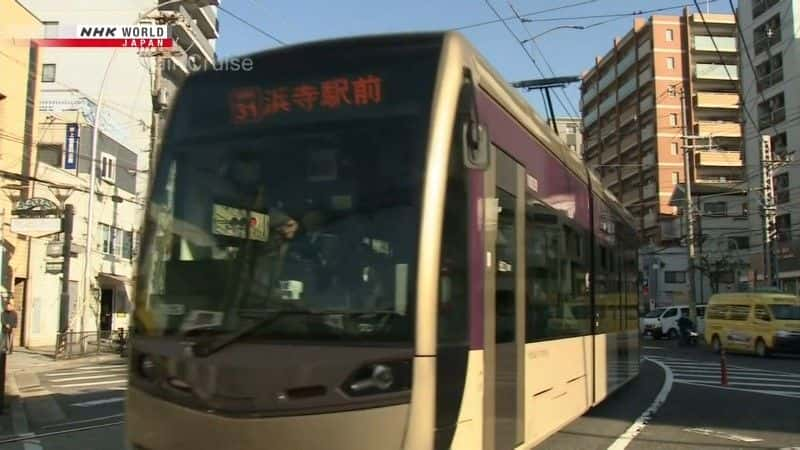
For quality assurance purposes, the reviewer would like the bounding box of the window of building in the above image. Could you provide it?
[669,113,678,126]
[754,14,781,55]
[664,271,686,283]
[100,153,116,182]
[665,29,674,42]
[666,57,675,70]
[753,0,780,19]
[671,172,679,184]
[776,214,791,241]
[37,144,62,167]
[667,85,677,97]
[729,236,750,250]
[756,53,783,90]
[774,172,789,204]
[670,142,679,155]
[99,223,134,259]
[703,201,727,216]
[772,132,788,160]
[43,21,59,39]
[42,64,56,83]
[758,92,785,129]
[741,202,749,216]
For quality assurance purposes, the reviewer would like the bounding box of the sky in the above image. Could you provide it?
[215,0,737,121]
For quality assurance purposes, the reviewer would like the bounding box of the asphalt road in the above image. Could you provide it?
[2,336,798,449]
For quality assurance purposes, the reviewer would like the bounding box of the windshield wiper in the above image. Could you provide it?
[191,308,313,358]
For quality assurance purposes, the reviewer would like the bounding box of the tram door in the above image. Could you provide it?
[488,149,525,450]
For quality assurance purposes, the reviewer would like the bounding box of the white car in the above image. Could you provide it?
[640,305,706,339]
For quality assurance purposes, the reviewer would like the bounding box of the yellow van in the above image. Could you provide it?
[705,292,800,357]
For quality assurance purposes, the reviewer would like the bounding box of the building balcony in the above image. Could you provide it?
[599,71,615,92]
[188,4,219,39]
[602,172,618,187]
[585,133,599,150]
[642,152,656,169]
[618,77,637,102]
[617,50,635,75]
[601,123,616,140]
[638,40,651,60]
[599,95,616,116]
[693,35,737,52]
[620,105,637,126]
[660,217,681,240]
[644,211,657,228]
[622,164,638,180]
[641,123,655,141]
[695,92,739,109]
[638,68,653,85]
[621,132,638,153]
[172,5,216,65]
[600,149,617,165]
[584,109,598,128]
[163,53,191,81]
[622,189,640,206]
[643,182,657,199]
[583,84,598,106]
[696,63,738,81]
[639,95,654,112]
[759,107,786,129]
[696,121,740,137]
[696,150,742,167]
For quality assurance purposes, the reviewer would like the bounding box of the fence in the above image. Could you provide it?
[54,328,127,359]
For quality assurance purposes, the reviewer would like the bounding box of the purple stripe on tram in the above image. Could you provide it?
[469,169,484,350]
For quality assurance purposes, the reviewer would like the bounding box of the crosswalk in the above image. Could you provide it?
[647,356,800,399]
[42,363,128,392]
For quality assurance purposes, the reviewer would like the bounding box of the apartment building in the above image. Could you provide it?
[554,117,583,156]
[737,0,800,292]
[14,1,218,347]
[580,9,744,245]
[0,0,42,348]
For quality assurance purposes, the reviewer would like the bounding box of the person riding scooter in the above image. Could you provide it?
[677,310,697,346]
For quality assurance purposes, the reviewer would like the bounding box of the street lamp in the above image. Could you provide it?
[83,0,218,331]
[520,25,585,44]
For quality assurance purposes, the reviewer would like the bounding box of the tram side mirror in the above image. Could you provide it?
[462,121,490,170]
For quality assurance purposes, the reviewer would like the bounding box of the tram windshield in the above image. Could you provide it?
[133,41,441,345]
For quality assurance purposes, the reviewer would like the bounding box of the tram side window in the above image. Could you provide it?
[525,194,591,341]
[437,83,470,345]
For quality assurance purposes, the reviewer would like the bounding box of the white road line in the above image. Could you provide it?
[70,397,125,407]
[607,357,673,450]
[642,346,662,350]
[66,365,127,370]
[58,379,128,388]
[49,374,127,382]
[670,373,800,383]
[684,427,763,442]
[675,379,800,388]
[676,381,800,399]
[42,414,125,429]
[46,368,127,377]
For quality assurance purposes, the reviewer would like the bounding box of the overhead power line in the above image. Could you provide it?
[217,4,286,45]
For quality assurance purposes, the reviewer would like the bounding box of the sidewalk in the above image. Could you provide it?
[0,349,125,441]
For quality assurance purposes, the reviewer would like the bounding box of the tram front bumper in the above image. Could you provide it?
[126,386,410,450]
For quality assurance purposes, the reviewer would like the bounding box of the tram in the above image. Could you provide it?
[126,31,641,450]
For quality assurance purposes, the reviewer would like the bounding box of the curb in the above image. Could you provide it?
[7,370,30,437]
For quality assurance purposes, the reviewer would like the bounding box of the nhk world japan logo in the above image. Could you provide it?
[37,24,173,48]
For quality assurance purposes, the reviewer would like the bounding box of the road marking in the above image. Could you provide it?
[46,367,127,377]
[684,427,763,442]
[642,346,662,350]
[677,381,800,399]
[58,379,127,388]
[49,373,128,382]
[607,357,673,450]
[70,397,125,407]
[0,421,124,445]
[42,414,125,429]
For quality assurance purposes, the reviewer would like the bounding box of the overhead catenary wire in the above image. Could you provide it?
[482,0,578,119]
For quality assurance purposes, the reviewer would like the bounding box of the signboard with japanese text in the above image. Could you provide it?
[64,123,79,170]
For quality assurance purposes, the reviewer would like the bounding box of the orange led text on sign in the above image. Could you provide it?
[230,75,383,124]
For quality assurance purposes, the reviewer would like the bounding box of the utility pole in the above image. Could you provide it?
[58,204,74,333]
[761,135,777,288]
[680,88,698,322]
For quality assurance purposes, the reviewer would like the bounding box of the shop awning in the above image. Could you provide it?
[97,273,132,285]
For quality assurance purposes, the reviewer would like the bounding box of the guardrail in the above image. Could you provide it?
[54,328,127,359]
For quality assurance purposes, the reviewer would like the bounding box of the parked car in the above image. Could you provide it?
[641,305,706,339]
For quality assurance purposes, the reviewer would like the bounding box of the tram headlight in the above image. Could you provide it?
[342,360,412,397]
[137,353,158,380]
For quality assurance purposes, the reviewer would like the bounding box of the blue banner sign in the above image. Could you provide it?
[64,123,79,170]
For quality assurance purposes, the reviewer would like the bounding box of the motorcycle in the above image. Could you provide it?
[679,327,698,347]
